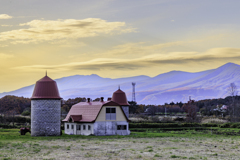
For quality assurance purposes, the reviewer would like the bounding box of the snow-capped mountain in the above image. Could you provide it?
[0,62,239,105]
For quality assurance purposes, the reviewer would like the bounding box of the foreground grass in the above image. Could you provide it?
[1,129,240,159]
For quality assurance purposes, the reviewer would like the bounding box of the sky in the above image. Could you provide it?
[0,0,240,92]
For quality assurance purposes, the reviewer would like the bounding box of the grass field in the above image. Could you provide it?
[1,129,240,160]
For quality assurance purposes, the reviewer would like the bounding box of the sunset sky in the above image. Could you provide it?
[0,0,240,92]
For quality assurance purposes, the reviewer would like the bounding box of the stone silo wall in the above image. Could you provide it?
[31,99,61,136]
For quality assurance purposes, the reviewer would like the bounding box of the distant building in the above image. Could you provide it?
[62,89,130,136]
[31,74,62,136]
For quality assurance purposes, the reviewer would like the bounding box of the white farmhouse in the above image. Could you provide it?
[62,89,131,136]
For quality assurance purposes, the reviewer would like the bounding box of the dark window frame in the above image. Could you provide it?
[117,125,127,130]
[76,125,81,130]
[106,107,116,120]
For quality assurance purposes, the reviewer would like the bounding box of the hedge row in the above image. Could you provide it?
[129,123,220,128]
[0,116,30,123]
[220,122,240,128]
[0,124,19,129]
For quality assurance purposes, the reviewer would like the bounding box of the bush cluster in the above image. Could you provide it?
[130,123,201,128]
[220,122,240,128]
[130,122,229,128]
[21,111,30,116]
[0,124,18,129]
[0,116,30,123]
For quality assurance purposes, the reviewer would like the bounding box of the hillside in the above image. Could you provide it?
[0,62,239,105]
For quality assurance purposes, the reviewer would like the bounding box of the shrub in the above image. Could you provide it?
[220,123,231,128]
[151,116,160,122]
[0,124,18,128]
[230,123,240,128]
[160,117,174,123]
[181,123,201,127]
[21,111,30,116]
[201,123,219,127]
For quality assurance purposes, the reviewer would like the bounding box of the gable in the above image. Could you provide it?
[95,105,128,122]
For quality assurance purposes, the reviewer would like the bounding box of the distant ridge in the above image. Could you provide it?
[0,62,240,105]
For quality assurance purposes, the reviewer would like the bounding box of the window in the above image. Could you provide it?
[83,125,86,130]
[76,125,81,130]
[71,125,74,129]
[67,124,69,129]
[88,125,91,130]
[117,125,127,130]
[106,108,116,120]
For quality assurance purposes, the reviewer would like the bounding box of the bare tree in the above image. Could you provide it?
[228,83,239,122]
[147,105,160,116]
[185,104,199,122]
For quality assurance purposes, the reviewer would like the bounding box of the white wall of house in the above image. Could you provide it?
[64,122,94,135]
[64,105,130,136]
[94,121,130,136]
[93,105,130,136]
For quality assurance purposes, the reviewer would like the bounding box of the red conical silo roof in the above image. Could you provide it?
[31,75,62,99]
[111,89,129,106]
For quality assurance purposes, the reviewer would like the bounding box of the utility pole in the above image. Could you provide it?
[132,82,136,102]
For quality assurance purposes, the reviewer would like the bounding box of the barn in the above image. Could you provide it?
[62,89,131,136]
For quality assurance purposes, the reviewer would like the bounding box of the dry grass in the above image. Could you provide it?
[201,118,228,124]
[1,135,240,160]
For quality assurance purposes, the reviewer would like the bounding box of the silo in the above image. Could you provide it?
[112,88,130,118]
[31,74,62,136]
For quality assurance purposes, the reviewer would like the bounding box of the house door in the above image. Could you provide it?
[76,125,81,135]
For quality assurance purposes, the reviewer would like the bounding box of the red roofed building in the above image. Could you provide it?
[31,74,62,136]
[112,88,130,118]
[63,89,130,136]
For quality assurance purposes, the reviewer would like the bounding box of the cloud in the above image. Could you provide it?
[0,53,14,59]
[0,18,135,44]
[1,25,13,27]
[49,40,86,48]
[13,48,240,72]
[0,44,8,47]
[101,41,183,57]
[0,14,12,19]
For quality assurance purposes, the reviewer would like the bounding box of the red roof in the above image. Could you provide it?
[62,101,130,122]
[70,115,82,122]
[111,89,129,106]
[31,75,62,99]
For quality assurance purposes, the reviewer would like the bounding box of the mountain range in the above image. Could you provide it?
[0,62,239,105]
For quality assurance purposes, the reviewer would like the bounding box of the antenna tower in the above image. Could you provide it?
[132,82,136,102]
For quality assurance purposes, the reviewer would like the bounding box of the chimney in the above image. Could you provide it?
[107,97,111,101]
[101,97,104,102]
[87,98,90,102]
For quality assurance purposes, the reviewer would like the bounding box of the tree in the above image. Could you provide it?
[93,98,100,102]
[177,102,184,108]
[183,100,199,122]
[129,101,138,114]
[227,83,239,122]
[146,105,160,116]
